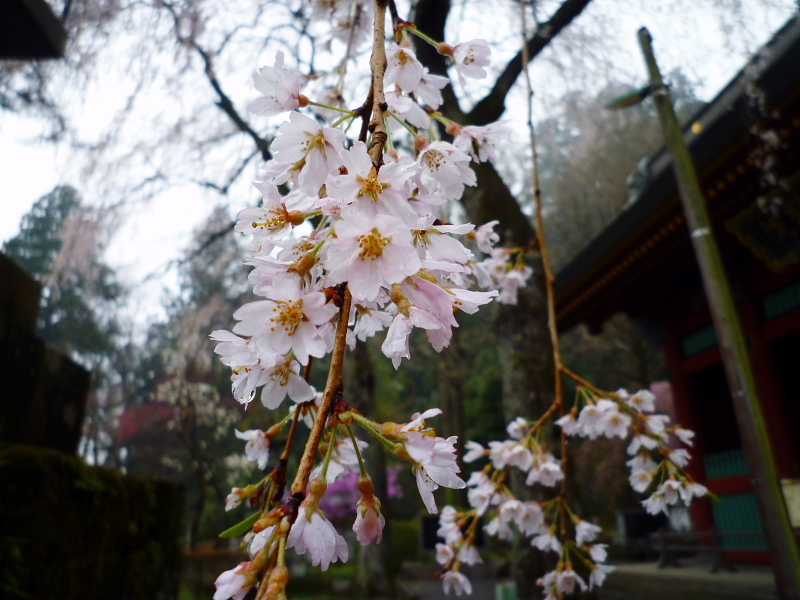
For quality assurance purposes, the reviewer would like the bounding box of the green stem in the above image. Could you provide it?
[348,411,382,431]
[307,100,356,115]
[277,527,287,567]
[352,413,399,452]
[432,112,457,127]
[405,26,441,49]
[321,429,338,480]
[347,424,368,477]
[383,114,395,151]
[332,114,356,129]
[387,111,418,137]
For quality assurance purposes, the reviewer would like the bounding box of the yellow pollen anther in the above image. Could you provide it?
[268,300,305,335]
[357,173,389,201]
[423,149,444,171]
[357,228,390,261]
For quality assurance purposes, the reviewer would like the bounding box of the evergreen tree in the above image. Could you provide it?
[4,185,124,464]
[3,185,122,368]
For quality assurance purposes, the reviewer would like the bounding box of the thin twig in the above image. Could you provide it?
[560,365,605,397]
[520,0,569,545]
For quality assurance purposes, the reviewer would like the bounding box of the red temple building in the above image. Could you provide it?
[555,16,800,562]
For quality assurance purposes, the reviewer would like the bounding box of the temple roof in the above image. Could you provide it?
[0,0,66,59]
[555,16,800,332]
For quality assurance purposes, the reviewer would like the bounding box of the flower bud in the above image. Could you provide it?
[438,42,455,56]
[380,421,402,440]
[288,210,306,226]
[309,477,327,500]
[357,474,375,497]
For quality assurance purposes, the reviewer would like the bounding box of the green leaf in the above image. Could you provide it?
[605,85,652,110]
[219,511,261,538]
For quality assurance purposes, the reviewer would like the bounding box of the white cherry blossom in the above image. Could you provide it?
[474,220,500,254]
[235,429,270,469]
[258,354,315,409]
[213,566,253,600]
[629,469,653,493]
[416,69,450,109]
[235,182,314,252]
[436,542,454,565]
[589,544,608,562]
[416,141,476,199]
[675,427,695,446]
[353,497,385,546]
[452,122,510,163]
[557,569,588,595]
[437,506,463,544]
[385,43,424,92]
[463,441,486,463]
[575,520,601,545]
[249,51,307,117]
[404,432,465,514]
[626,388,656,412]
[532,529,562,554]
[211,330,262,405]
[326,141,415,221]
[590,564,616,589]
[451,39,490,86]
[526,454,563,487]
[386,90,431,129]
[232,274,338,366]
[323,211,421,302]
[271,111,346,194]
[458,543,483,565]
[288,506,349,571]
[442,571,473,596]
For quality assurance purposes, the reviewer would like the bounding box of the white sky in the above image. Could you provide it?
[0,0,796,339]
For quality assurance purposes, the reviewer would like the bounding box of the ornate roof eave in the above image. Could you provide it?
[554,15,800,333]
[0,0,67,59]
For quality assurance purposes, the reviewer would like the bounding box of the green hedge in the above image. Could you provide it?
[0,445,183,600]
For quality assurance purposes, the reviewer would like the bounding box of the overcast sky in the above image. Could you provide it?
[1,0,796,339]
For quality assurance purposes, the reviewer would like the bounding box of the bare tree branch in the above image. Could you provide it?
[468,0,593,124]
[161,2,272,161]
[413,0,594,124]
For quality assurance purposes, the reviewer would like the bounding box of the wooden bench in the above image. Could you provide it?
[652,527,766,573]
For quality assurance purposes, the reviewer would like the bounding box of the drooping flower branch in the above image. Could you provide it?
[428,4,709,598]
[210,1,709,599]
[210,1,510,598]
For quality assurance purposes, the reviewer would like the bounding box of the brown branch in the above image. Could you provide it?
[468,0,593,125]
[290,288,353,495]
[413,0,593,125]
[367,0,390,164]
[559,365,604,397]
[161,2,272,161]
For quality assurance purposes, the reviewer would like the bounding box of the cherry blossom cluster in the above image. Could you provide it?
[433,383,708,598]
[556,386,707,516]
[208,3,539,599]
[209,1,705,599]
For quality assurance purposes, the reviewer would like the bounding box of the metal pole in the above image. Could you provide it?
[638,27,800,600]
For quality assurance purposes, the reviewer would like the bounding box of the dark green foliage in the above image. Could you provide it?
[2,185,122,367]
[0,444,183,600]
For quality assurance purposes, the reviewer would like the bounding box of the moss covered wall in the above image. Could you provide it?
[0,445,183,600]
